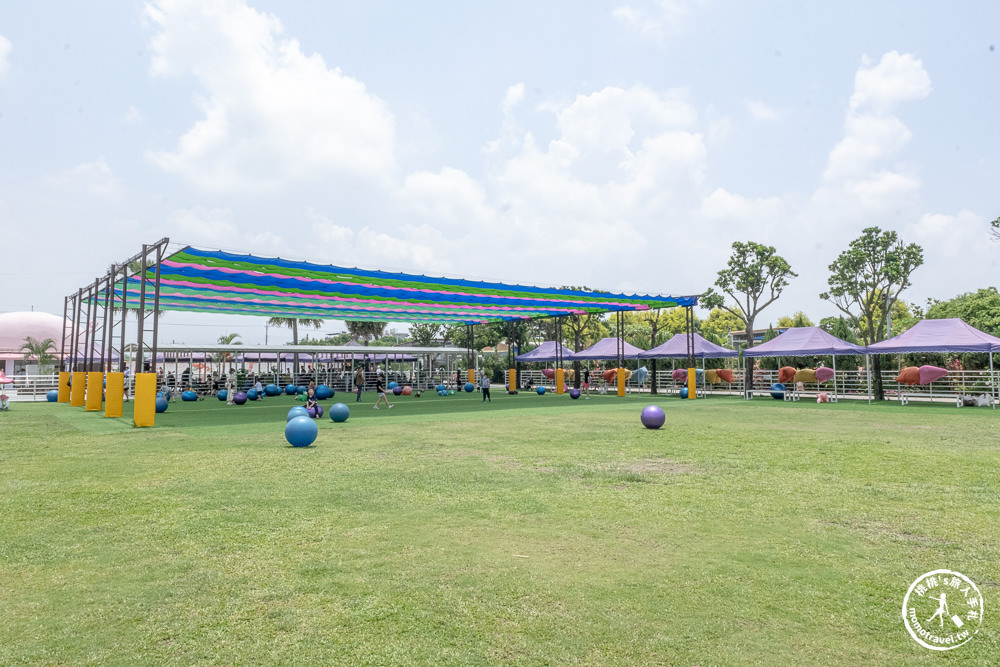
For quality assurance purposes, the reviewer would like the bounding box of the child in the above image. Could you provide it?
[481,372,491,403]
[254,377,264,400]
[373,377,393,410]
[305,387,318,415]
[0,392,8,411]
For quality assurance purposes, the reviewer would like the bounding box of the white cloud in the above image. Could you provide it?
[48,156,123,198]
[823,51,930,182]
[144,0,396,192]
[910,210,985,261]
[0,34,10,79]
[613,0,700,40]
[699,188,785,222]
[399,168,494,230]
[850,51,932,113]
[123,105,143,124]
[745,99,781,122]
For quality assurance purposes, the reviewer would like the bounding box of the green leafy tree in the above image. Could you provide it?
[991,215,999,242]
[214,333,242,363]
[820,226,923,400]
[701,308,742,347]
[21,336,57,371]
[776,311,814,328]
[702,241,797,391]
[267,317,324,374]
[345,321,387,345]
[925,287,1000,336]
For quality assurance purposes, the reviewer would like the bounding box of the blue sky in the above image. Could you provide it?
[1,1,997,345]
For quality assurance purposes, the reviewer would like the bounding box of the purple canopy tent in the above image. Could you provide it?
[638,333,738,394]
[866,318,999,409]
[573,337,645,360]
[514,341,578,363]
[638,333,738,359]
[743,327,866,401]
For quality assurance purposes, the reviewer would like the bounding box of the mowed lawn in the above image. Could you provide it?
[1,390,998,665]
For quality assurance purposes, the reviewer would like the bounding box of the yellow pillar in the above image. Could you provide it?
[58,371,71,403]
[617,367,626,397]
[508,369,516,393]
[105,372,124,418]
[556,368,565,394]
[85,372,103,411]
[687,368,697,399]
[467,368,475,384]
[133,372,157,428]
[70,371,86,407]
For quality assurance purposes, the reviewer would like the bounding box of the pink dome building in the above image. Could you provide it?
[0,311,64,373]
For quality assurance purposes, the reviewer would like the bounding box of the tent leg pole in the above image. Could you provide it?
[866,354,871,405]
[991,352,996,411]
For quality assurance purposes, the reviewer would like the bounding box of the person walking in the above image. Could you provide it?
[481,372,491,403]
[354,367,365,402]
[373,376,393,410]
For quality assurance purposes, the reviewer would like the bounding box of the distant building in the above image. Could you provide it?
[728,327,788,349]
[0,311,64,374]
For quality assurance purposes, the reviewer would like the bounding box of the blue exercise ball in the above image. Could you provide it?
[217,390,228,401]
[233,391,248,405]
[329,402,350,423]
[392,386,402,396]
[315,384,332,400]
[285,415,318,447]
[387,381,398,390]
[285,384,297,395]
[770,383,785,400]
[288,406,309,421]
[155,396,169,413]
[464,382,475,392]
[181,390,198,402]
[569,388,581,399]
[157,391,171,402]
[679,387,689,399]
[437,389,447,396]
[246,389,258,401]
[296,385,308,395]
[265,383,281,397]
[536,386,546,395]
[436,384,447,392]
[641,404,666,430]
[46,389,59,402]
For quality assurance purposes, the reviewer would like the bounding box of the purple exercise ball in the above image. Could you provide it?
[640,405,665,430]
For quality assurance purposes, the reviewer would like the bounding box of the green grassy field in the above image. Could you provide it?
[1,390,998,665]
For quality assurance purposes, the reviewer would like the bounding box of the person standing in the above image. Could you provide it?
[481,372,491,403]
[582,367,591,399]
[373,376,393,409]
[354,367,365,402]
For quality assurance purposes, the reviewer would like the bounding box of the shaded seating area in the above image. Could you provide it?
[866,318,999,409]
[639,333,738,395]
[743,327,865,402]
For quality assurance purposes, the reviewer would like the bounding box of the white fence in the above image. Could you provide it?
[6,368,997,406]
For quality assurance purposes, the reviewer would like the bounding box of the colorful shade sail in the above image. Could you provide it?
[102,246,697,324]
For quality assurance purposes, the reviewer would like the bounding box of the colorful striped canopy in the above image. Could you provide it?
[109,246,696,325]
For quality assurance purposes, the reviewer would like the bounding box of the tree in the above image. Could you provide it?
[214,333,242,363]
[926,287,1000,335]
[267,317,324,375]
[701,308,742,346]
[776,311,814,328]
[21,336,57,371]
[991,216,999,242]
[702,241,797,392]
[820,226,923,400]
[345,321,387,345]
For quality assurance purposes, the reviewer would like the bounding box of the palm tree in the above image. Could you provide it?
[345,321,387,345]
[21,336,58,371]
[215,332,242,363]
[267,318,324,376]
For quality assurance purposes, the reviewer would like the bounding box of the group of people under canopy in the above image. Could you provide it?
[512,319,1000,405]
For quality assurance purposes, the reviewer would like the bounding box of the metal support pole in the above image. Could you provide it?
[61,295,71,372]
